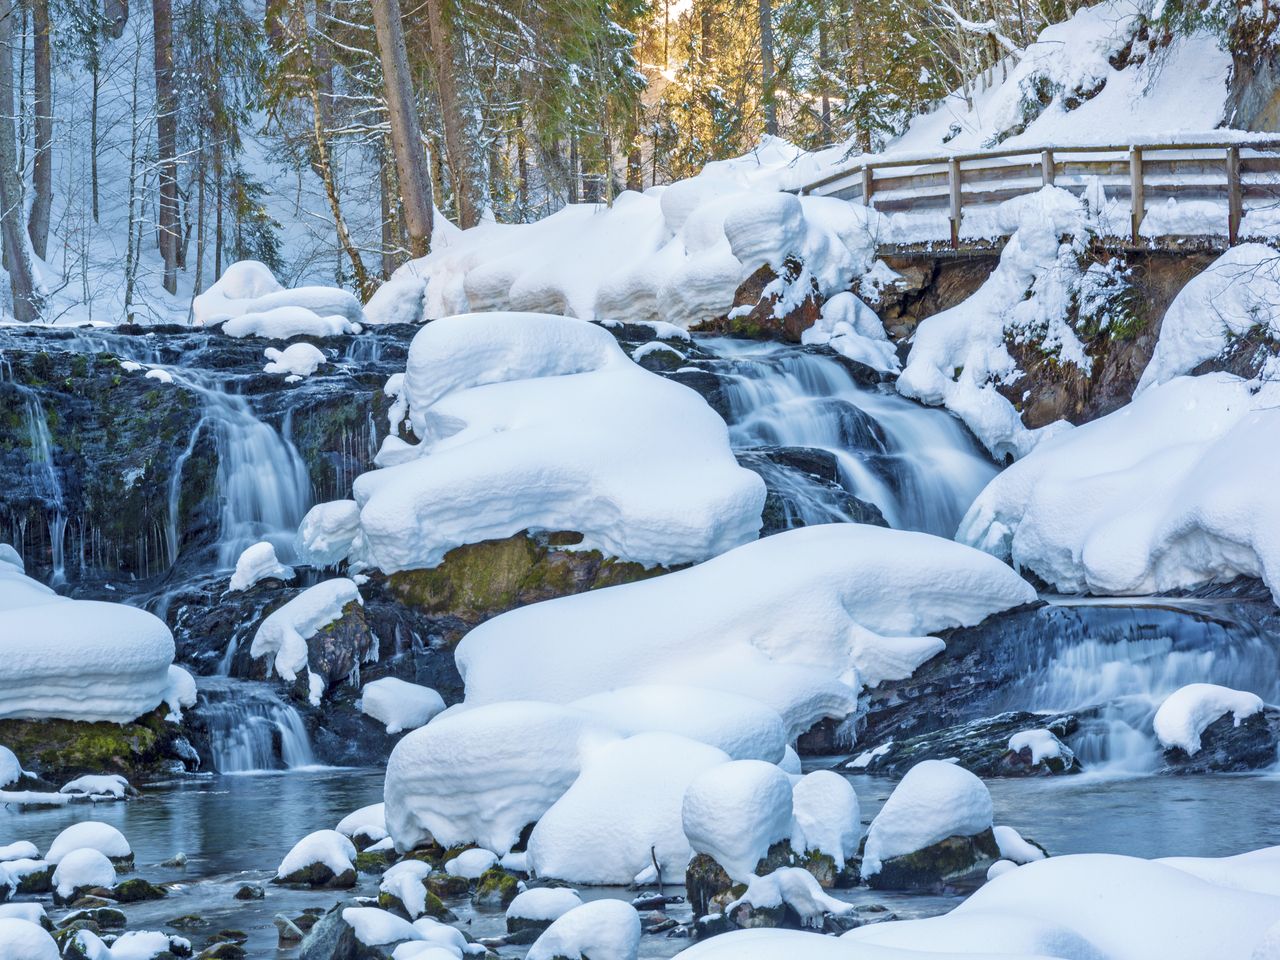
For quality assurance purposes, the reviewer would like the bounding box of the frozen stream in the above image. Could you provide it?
[4,768,1279,957]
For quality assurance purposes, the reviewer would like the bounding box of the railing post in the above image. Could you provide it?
[948,157,962,249]
[1226,146,1242,245]
[862,165,874,207]
[1129,146,1144,244]
[1040,149,1055,187]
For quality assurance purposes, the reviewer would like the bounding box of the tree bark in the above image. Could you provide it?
[370,0,433,255]
[28,0,51,260]
[0,0,41,320]
[423,0,485,227]
[758,0,776,135]
[153,0,180,293]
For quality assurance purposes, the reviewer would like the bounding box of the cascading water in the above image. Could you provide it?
[1,358,68,583]
[195,679,317,773]
[703,340,997,537]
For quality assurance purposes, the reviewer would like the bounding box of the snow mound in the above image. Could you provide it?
[846,906,1110,959]
[0,918,59,960]
[60,774,130,799]
[276,830,356,881]
[789,771,860,870]
[444,848,498,879]
[0,745,20,787]
[1138,244,1280,391]
[1153,683,1264,755]
[228,541,295,592]
[862,760,993,878]
[295,500,363,567]
[249,578,362,701]
[507,887,584,923]
[569,685,787,762]
[727,868,852,927]
[897,186,1088,461]
[526,898,641,960]
[364,274,427,326]
[0,561,176,722]
[378,860,433,919]
[958,371,1280,602]
[384,701,618,854]
[337,802,386,839]
[457,524,1035,738]
[994,826,1046,865]
[264,342,328,380]
[801,292,900,375]
[52,847,116,899]
[194,260,363,333]
[348,312,765,572]
[1158,846,1280,897]
[394,162,881,331]
[46,821,131,864]
[0,841,39,862]
[527,732,730,884]
[682,760,794,881]
[341,907,420,946]
[1007,729,1064,764]
[360,678,446,734]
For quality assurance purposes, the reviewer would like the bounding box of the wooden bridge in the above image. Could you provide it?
[798,140,1280,251]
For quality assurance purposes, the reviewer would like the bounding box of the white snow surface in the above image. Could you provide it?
[1138,244,1280,391]
[249,579,363,693]
[0,745,20,787]
[364,275,427,326]
[862,760,993,878]
[384,701,619,854]
[59,775,130,799]
[443,848,498,879]
[0,918,59,960]
[45,821,131,864]
[801,292,900,375]
[52,847,116,899]
[264,343,328,379]
[958,370,1280,602]
[569,685,788,762]
[276,830,356,880]
[993,825,1046,865]
[194,260,362,334]
[527,732,730,884]
[295,500,363,568]
[102,932,176,960]
[507,887,584,922]
[360,678,446,734]
[727,868,853,926]
[337,803,386,838]
[457,524,1035,738]
[525,898,642,960]
[228,541,296,592]
[0,561,176,722]
[682,760,794,881]
[1153,683,1265,756]
[348,312,765,572]
[1007,730,1064,764]
[0,841,39,862]
[378,860,433,919]
[341,907,420,946]
[789,771,861,870]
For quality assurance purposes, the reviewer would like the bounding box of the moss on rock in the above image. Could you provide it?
[866,827,1001,891]
[472,867,519,910]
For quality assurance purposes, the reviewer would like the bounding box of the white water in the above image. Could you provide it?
[706,340,997,537]
[197,679,316,773]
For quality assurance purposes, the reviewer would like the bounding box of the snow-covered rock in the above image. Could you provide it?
[52,847,115,900]
[507,887,584,927]
[526,898,641,960]
[249,578,362,700]
[993,826,1047,865]
[457,524,1035,738]
[0,918,59,960]
[958,370,1280,603]
[789,771,860,870]
[443,848,498,879]
[801,292,900,374]
[295,500,363,567]
[337,802,386,840]
[0,745,20,787]
[347,312,765,573]
[569,685,788,763]
[384,701,618,854]
[341,907,420,947]
[527,732,730,884]
[1154,684,1265,756]
[727,868,852,927]
[59,774,130,800]
[228,540,295,592]
[0,560,177,722]
[378,860,433,919]
[275,830,357,887]
[162,665,197,721]
[1139,244,1280,390]
[0,841,39,862]
[682,760,794,881]
[194,260,362,333]
[1007,729,1065,765]
[45,822,131,864]
[862,760,993,880]
[360,678,445,734]
[0,903,45,923]
[264,342,328,380]
[364,274,427,325]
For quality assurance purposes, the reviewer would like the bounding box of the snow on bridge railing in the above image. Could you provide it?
[797,139,1280,249]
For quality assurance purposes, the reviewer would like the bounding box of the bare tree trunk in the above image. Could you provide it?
[371,0,433,255]
[758,0,776,135]
[0,0,40,320]
[424,0,484,227]
[104,0,128,37]
[152,0,179,293]
[90,58,100,222]
[28,0,51,260]
[379,144,396,277]
[818,19,831,139]
[307,78,372,296]
[214,143,223,278]
[568,134,579,204]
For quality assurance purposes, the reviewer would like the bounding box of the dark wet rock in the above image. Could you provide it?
[864,827,1001,891]
[170,914,213,928]
[233,883,265,901]
[426,874,469,899]
[736,446,887,536]
[110,876,168,902]
[296,600,377,702]
[695,259,822,342]
[60,908,126,930]
[1160,706,1280,774]
[726,898,794,931]
[665,368,732,420]
[686,841,812,919]
[354,850,396,873]
[66,895,112,909]
[472,867,519,910]
[9,862,54,895]
[196,944,246,960]
[377,884,455,922]
[297,903,402,960]
[846,712,1082,777]
[274,861,357,889]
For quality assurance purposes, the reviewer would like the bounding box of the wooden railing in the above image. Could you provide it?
[798,140,1280,248]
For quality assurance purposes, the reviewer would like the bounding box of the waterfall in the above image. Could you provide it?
[195,679,317,773]
[703,340,997,537]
